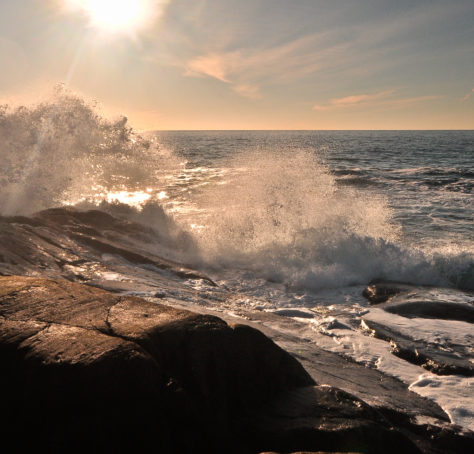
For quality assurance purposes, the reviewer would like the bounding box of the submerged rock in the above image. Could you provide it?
[361,279,474,376]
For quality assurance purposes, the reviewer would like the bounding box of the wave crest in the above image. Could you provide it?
[0,87,177,215]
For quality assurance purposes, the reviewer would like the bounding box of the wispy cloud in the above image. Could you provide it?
[162,0,471,111]
[182,33,349,98]
[331,90,394,107]
[391,95,441,105]
[461,88,474,102]
[313,91,439,111]
[232,84,261,99]
[184,50,261,98]
[313,91,392,110]
[185,53,231,83]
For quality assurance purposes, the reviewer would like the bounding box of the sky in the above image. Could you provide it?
[0,0,473,130]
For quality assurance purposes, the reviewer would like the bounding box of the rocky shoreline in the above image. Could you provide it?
[0,276,472,453]
[1,208,473,453]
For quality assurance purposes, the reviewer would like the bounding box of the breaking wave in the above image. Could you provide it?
[0,87,180,215]
[0,91,471,292]
[190,150,473,291]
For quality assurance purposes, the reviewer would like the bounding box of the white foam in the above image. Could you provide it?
[365,308,474,350]
[270,308,474,430]
[410,374,474,430]
[183,149,473,292]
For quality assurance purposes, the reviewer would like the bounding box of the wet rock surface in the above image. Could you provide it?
[379,298,474,324]
[1,276,473,453]
[0,207,214,286]
[248,385,421,454]
[379,301,474,323]
[363,279,474,306]
[361,280,474,376]
[363,280,474,323]
[363,279,474,324]
[1,210,474,453]
[0,276,313,453]
[361,318,474,376]
[362,279,416,304]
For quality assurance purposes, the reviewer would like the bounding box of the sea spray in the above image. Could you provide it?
[0,93,471,291]
[186,149,473,291]
[0,87,180,215]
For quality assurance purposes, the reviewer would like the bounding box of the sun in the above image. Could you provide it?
[66,0,164,34]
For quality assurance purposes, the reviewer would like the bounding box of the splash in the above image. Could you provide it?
[189,150,473,291]
[0,94,471,292]
[0,87,179,215]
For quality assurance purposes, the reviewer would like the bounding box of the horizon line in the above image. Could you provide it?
[142,128,474,132]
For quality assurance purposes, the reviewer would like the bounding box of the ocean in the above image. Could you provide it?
[0,95,473,430]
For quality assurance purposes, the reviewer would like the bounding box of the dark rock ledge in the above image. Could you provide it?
[1,276,473,454]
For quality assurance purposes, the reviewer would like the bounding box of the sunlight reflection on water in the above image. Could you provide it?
[106,190,151,206]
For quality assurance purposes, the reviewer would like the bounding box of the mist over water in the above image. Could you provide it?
[0,93,472,291]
